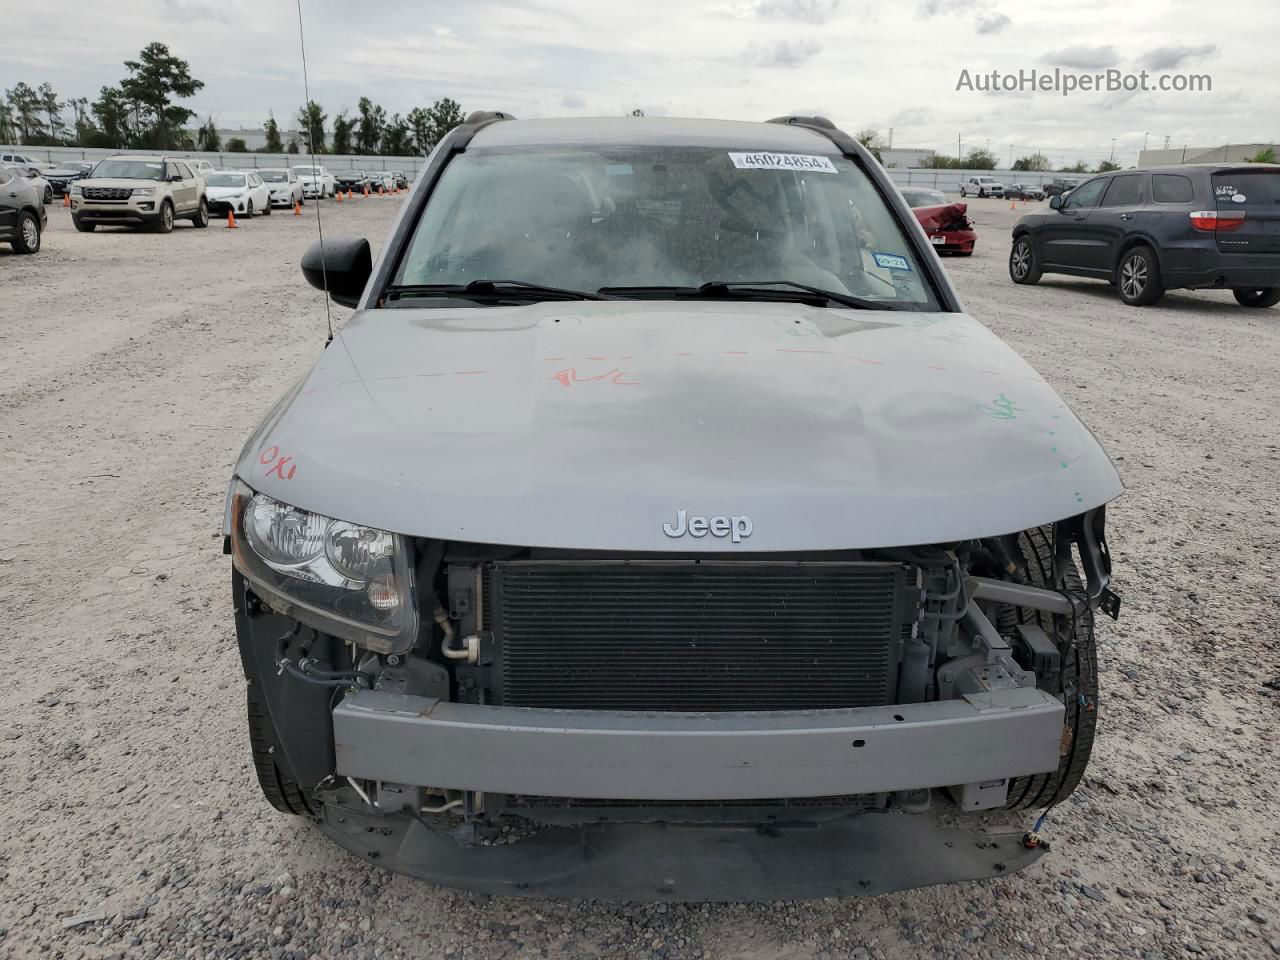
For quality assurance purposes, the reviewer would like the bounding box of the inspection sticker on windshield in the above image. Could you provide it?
[729,152,838,174]
[872,252,912,271]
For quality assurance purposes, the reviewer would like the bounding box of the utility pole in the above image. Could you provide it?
[1009,143,1014,167]
[1163,135,1171,150]
[888,126,894,148]
[1110,138,1117,163]
[1142,131,1149,151]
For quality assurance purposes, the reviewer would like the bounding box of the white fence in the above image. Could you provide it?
[6,144,1083,194]
[2,144,428,179]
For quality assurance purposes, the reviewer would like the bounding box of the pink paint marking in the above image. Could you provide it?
[674,352,693,357]
[542,357,565,362]
[777,348,830,355]
[586,355,608,361]
[552,367,639,387]
[978,369,999,375]
[842,355,884,366]
[259,445,296,480]
[927,365,948,371]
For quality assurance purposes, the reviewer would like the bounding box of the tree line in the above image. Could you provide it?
[2,42,464,157]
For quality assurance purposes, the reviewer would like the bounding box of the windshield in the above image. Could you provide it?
[206,173,246,187]
[260,170,288,182]
[901,188,947,207]
[92,159,164,181]
[392,146,937,309]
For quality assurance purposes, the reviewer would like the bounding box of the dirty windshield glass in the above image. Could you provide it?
[393,146,937,308]
[206,173,246,187]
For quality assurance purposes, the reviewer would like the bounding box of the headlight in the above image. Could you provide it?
[229,482,418,654]
[71,184,83,195]
[132,186,154,197]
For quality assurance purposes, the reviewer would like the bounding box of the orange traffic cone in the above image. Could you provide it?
[347,189,353,200]
[363,184,369,197]
[226,209,237,229]
[336,190,343,204]
[294,200,302,216]
[62,191,70,208]
[1010,201,1016,210]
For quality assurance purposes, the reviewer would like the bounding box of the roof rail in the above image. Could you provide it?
[767,115,836,130]
[464,111,517,124]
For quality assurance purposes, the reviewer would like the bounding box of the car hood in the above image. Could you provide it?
[912,203,971,232]
[235,301,1123,551]
[78,178,160,189]
[206,185,250,197]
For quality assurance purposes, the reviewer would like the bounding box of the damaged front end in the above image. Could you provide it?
[230,498,1118,901]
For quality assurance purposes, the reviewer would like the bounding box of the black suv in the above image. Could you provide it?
[1009,165,1280,307]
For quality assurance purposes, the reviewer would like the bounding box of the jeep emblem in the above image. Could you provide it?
[663,509,752,543]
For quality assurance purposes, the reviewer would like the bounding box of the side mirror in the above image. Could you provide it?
[302,237,372,308]
[1049,195,1064,210]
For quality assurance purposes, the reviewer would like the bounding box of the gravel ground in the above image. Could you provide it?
[1,195,1278,960]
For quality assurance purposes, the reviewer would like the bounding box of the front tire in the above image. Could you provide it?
[1117,245,1163,306]
[72,215,95,233]
[43,186,53,204]
[1002,526,1098,810]
[154,200,175,234]
[1009,235,1042,284]
[12,210,41,253]
[1233,287,1280,308]
[246,682,317,817]
[246,199,254,219]
[191,198,209,228]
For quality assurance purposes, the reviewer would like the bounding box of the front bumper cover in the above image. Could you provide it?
[333,688,1064,800]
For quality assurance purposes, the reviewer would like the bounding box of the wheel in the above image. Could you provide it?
[1009,235,1042,284]
[979,189,987,198]
[960,186,967,197]
[1001,526,1098,810]
[72,215,95,233]
[1233,287,1280,308]
[154,200,174,234]
[246,199,254,219]
[1116,245,1163,306]
[11,210,40,253]
[264,200,272,216]
[191,198,209,228]
[246,681,317,817]
[43,186,53,204]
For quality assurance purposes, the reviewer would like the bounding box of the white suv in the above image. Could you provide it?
[959,176,1005,198]
[71,155,209,233]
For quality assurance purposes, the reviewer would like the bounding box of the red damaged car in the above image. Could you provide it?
[901,187,977,256]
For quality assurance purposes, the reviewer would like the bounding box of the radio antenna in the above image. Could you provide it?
[295,0,333,345]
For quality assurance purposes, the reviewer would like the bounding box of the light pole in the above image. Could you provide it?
[1110,138,1117,163]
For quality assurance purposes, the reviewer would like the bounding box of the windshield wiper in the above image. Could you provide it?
[385,280,608,304]
[597,280,897,311]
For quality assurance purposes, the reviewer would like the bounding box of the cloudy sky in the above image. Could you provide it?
[2,0,1274,166]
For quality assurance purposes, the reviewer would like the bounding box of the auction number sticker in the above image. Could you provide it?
[872,252,912,271]
[729,152,838,174]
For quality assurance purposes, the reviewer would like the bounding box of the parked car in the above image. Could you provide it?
[912,201,976,255]
[205,171,272,217]
[189,159,216,179]
[959,176,1004,198]
[1043,178,1083,199]
[292,163,335,199]
[44,161,96,196]
[6,164,53,203]
[70,155,208,232]
[0,151,39,167]
[0,165,46,253]
[258,168,305,208]
[225,112,1124,901]
[899,187,948,208]
[390,170,408,190]
[371,171,395,193]
[1006,183,1046,201]
[1010,164,1280,307]
[335,169,369,193]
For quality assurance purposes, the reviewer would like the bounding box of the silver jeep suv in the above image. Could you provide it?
[71,155,209,233]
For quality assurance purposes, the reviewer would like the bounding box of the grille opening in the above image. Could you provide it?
[486,559,914,712]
